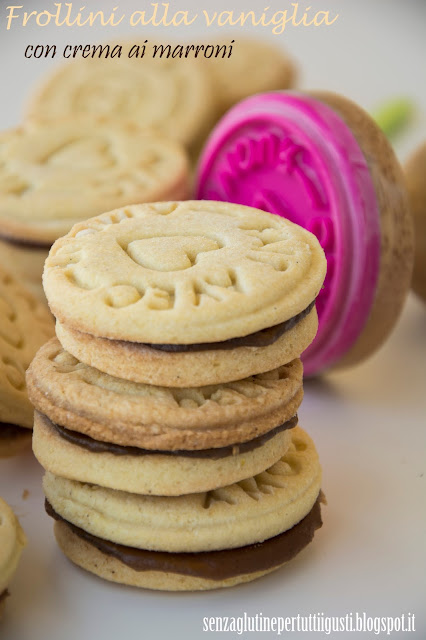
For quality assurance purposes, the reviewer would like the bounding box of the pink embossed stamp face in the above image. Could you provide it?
[196,92,381,376]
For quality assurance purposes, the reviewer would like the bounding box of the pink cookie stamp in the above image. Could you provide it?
[196,92,384,376]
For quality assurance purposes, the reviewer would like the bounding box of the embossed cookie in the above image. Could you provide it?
[44,201,326,386]
[44,427,323,591]
[28,338,303,494]
[404,142,426,302]
[0,118,189,298]
[0,498,26,616]
[203,37,297,116]
[0,267,53,457]
[27,55,216,158]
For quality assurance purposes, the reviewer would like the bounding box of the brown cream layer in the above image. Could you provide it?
[130,300,316,352]
[49,414,298,460]
[46,495,323,581]
[0,422,31,440]
[0,232,51,250]
[0,589,9,604]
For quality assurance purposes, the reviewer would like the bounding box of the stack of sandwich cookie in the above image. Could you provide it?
[29,200,326,590]
[0,265,53,457]
[44,201,324,386]
[28,340,303,495]
[0,497,26,617]
[0,118,189,300]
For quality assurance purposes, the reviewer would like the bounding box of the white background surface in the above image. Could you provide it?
[0,1,425,638]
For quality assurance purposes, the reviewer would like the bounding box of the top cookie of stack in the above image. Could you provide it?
[44,200,326,387]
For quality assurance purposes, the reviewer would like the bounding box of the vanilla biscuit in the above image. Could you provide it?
[27,339,303,452]
[0,267,53,456]
[0,498,26,616]
[43,426,320,552]
[0,119,189,245]
[0,120,188,297]
[33,411,295,496]
[55,308,317,387]
[44,201,325,384]
[203,37,297,115]
[44,427,323,590]
[27,55,216,157]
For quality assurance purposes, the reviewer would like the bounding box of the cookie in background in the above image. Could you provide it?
[0,498,26,618]
[26,52,216,161]
[0,118,189,301]
[0,265,54,457]
[404,142,426,303]
[202,37,297,116]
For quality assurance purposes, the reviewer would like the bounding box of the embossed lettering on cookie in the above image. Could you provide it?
[43,201,326,387]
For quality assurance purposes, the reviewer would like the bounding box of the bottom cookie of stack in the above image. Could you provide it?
[42,427,324,591]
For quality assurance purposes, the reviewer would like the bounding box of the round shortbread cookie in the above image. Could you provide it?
[33,411,294,496]
[404,142,426,302]
[0,119,189,245]
[27,339,303,450]
[0,266,53,431]
[203,38,296,116]
[53,494,321,591]
[43,426,321,553]
[27,55,216,156]
[53,520,279,591]
[44,201,326,344]
[55,307,317,387]
[0,498,27,606]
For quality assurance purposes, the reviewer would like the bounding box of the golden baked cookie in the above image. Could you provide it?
[404,142,426,302]
[204,37,297,115]
[0,498,26,616]
[27,55,216,157]
[0,266,53,456]
[0,119,188,297]
[44,427,323,590]
[55,309,317,387]
[44,201,325,385]
[27,338,303,451]
[33,411,294,496]
[0,119,189,245]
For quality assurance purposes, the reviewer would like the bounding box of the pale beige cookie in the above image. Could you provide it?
[0,119,189,245]
[27,54,216,156]
[404,142,426,302]
[33,411,294,496]
[53,494,322,591]
[0,498,27,615]
[43,201,326,344]
[27,339,303,450]
[55,307,317,387]
[0,241,48,303]
[0,267,53,446]
[43,426,321,553]
[204,37,297,115]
